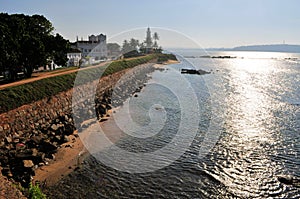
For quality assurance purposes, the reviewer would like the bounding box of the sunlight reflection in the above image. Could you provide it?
[228,59,274,140]
[232,58,274,73]
[217,57,284,194]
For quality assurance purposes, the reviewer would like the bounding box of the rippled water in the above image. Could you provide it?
[48,51,300,198]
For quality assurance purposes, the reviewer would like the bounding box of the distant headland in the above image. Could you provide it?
[207,44,300,53]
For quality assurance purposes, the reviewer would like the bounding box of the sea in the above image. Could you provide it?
[47,50,300,198]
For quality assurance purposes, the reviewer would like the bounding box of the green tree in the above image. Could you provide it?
[0,13,69,79]
[0,13,25,80]
[48,33,70,68]
[21,35,46,77]
[121,40,131,53]
[153,32,159,49]
[153,32,159,41]
[121,38,141,58]
[129,38,139,51]
[139,42,146,54]
[122,39,140,53]
[21,14,55,76]
[107,43,121,52]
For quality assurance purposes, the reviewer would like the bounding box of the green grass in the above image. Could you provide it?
[0,53,175,113]
[157,53,177,63]
[28,182,47,199]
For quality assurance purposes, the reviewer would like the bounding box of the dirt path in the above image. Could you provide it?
[0,56,165,91]
[0,62,108,90]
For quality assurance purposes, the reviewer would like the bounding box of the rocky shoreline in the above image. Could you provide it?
[0,61,166,196]
[0,112,76,186]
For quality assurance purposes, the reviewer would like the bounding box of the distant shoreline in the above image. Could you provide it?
[206,44,300,53]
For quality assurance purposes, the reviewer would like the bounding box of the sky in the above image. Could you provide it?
[1,0,300,48]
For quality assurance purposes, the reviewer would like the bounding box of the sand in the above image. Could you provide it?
[32,60,178,187]
[33,131,87,187]
[33,110,125,187]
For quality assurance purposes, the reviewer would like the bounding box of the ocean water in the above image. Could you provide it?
[48,50,300,198]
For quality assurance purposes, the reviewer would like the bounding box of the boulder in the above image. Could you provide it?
[15,149,34,159]
[31,148,38,157]
[64,123,75,136]
[23,160,34,168]
[63,135,70,143]
[97,104,107,115]
[278,175,293,185]
[5,136,12,144]
[278,175,300,187]
[51,124,59,131]
[39,141,57,153]
[31,135,43,144]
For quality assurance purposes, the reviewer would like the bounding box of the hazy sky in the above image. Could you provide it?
[1,0,299,48]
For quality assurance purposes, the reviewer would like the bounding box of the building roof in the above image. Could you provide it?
[77,40,99,44]
[68,48,81,53]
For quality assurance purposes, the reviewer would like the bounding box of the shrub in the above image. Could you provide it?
[28,182,47,199]
[157,53,177,63]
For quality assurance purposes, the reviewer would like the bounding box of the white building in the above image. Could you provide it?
[67,48,82,66]
[72,34,108,60]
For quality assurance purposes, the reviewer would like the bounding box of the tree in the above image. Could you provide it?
[107,43,121,59]
[21,35,46,77]
[107,43,121,53]
[121,40,131,53]
[48,33,70,68]
[129,38,139,51]
[20,14,54,76]
[153,32,159,48]
[153,32,159,41]
[139,42,146,54]
[0,13,69,79]
[122,38,139,53]
[0,13,26,80]
[153,32,159,49]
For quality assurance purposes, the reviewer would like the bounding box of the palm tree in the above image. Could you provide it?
[129,38,139,50]
[139,42,146,54]
[153,32,159,48]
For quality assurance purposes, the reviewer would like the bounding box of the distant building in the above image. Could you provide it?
[71,34,108,60]
[67,48,82,66]
[145,27,152,48]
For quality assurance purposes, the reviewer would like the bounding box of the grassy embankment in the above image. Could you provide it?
[0,53,176,114]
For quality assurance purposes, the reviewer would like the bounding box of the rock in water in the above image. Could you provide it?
[278,175,300,187]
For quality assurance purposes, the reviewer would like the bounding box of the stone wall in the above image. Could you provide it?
[0,68,130,139]
[0,63,156,187]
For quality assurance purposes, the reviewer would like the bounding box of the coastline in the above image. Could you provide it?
[33,110,121,187]
[33,59,179,188]
[33,130,87,186]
